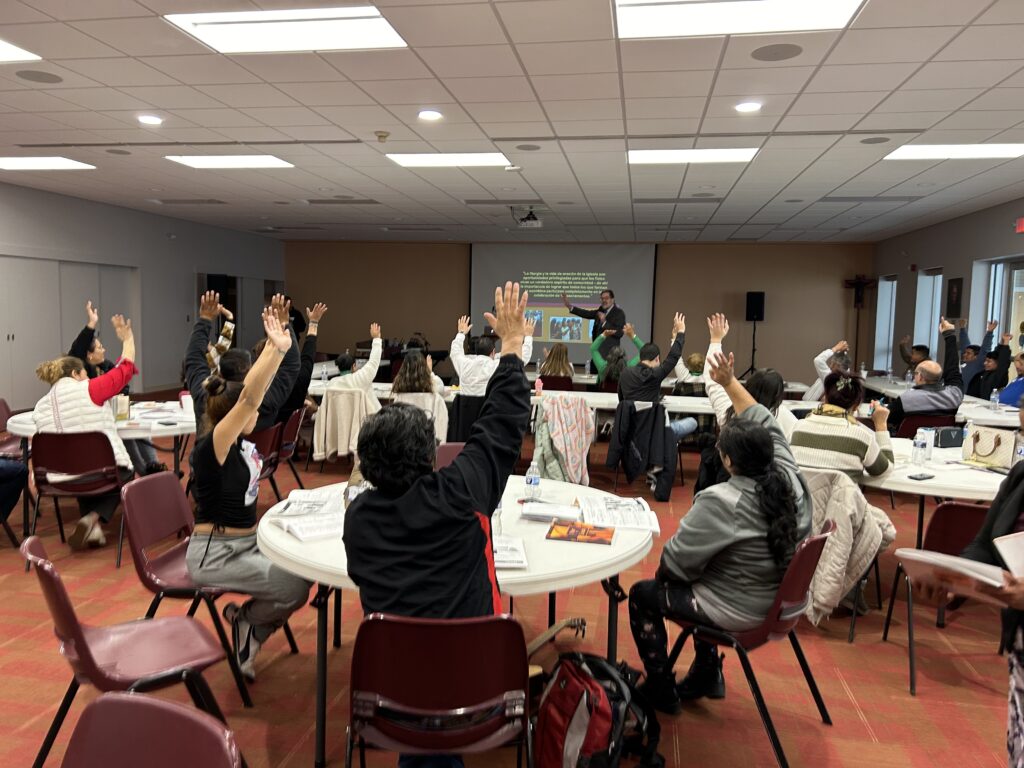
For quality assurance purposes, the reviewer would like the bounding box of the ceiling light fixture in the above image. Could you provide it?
[0,38,40,63]
[165,155,294,169]
[418,109,443,121]
[138,114,163,126]
[0,157,94,170]
[614,0,862,38]
[734,101,762,113]
[164,6,406,54]
[505,165,522,172]
[884,144,1024,160]
[387,153,511,168]
[628,148,759,164]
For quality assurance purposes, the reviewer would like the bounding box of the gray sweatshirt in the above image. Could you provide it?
[660,404,813,630]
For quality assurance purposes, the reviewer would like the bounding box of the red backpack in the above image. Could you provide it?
[535,654,613,767]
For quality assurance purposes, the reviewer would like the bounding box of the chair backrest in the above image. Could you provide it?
[121,473,194,590]
[249,422,284,477]
[435,442,465,470]
[350,613,528,753]
[600,377,619,393]
[0,398,11,431]
[278,407,306,462]
[20,536,99,680]
[447,395,486,443]
[393,392,449,445]
[61,692,241,768]
[32,432,120,493]
[923,501,989,555]
[895,414,956,439]
[539,375,574,392]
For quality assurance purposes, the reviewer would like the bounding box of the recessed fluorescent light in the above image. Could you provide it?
[734,101,762,113]
[628,148,759,164]
[418,109,443,121]
[0,38,41,63]
[387,153,511,168]
[0,157,94,170]
[614,0,862,38]
[884,144,1024,160]
[164,6,406,54]
[138,114,163,126]
[165,155,294,169]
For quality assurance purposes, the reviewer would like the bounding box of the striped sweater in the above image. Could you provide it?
[789,405,894,478]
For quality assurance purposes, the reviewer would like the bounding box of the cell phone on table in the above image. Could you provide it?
[908,473,934,481]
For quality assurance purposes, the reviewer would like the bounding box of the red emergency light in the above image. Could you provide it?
[1017,217,1024,233]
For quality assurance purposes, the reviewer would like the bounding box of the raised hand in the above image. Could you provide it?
[959,318,968,329]
[219,304,234,322]
[199,290,222,321]
[900,334,911,345]
[85,300,99,329]
[708,351,735,386]
[624,322,636,339]
[939,316,954,333]
[270,293,289,326]
[707,313,729,343]
[988,319,1000,332]
[263,308,292,353]
[484,281,529,354]
[526,318,536,337]
[602,329,617,337]
[1002,333,1013,346]
[369,322,381,340]
[832,340,849,354]
[111,314,132,341]
[307,302,328,323]
[596,311,606,325]
[457,315,472,335]
[560,291,571,309]
[426,354,434,373]
[672,312,685,335]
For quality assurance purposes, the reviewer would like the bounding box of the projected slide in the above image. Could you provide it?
[471,244,656,364]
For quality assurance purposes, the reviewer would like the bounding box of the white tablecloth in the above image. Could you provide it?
[5,401,196,441]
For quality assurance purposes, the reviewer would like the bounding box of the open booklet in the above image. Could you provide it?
[896,539,1023,608]
[492,535,528,569]
[267,486,346,541]
[579,497,659,534]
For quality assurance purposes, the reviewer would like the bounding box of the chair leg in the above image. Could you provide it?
[677,450,685,487]
[613,466,619,493]
[525,718,535,768]
[53,499,65,543]
[145,593,164,619]
[333,588,342,649]
[788,632,832,725]
[345,726,354,768]
[186,594,202,617]
[115,511,126,568]
[183,669,229,725]
[203,595,254,708]
[882,564,903,641]
[847,578,866,644]
[936,604,946,629]
[288,458,305,489]
[873,558,883,609]
[906,576,917,696]
[268,474,282,503]
[284,620,300,654]
[889,490,895,510]
[30,492,42,536]
[358,737,366,768]
[733,645,789,768]
[2,517,18,547]
[666,626,694,669]
[33,678,79,768]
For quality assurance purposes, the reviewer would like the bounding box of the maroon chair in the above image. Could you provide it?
[278,407,307,489]
[600,378,618,393]
[0,397,28,459]
[435,442,465,470]
[894,414,955,439]
[60,692,241,768]
[665,521,836,768]
[345,613,531,768]
[538,375,574,392]
[31,432,131,566]
[249,422,285,502]
[882,501,990,695]
[21,537,231,768]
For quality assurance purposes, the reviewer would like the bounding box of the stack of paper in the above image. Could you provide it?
[521,502,581,523]
[268,486,347,541]
[492,536,528,569]
[580,497,659,534]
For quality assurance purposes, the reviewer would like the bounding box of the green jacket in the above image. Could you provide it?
[591,333,644,381]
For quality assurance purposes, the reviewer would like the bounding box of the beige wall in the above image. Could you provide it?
[654,244,876,380]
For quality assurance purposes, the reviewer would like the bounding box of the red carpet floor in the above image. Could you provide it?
[0,436,1008,767]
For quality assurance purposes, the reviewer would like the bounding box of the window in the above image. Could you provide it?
[914,269,943,355]
[990,261,1006,324]
[873,276,897,370]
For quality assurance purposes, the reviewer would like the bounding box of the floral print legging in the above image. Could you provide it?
[1010,630,1024,767]
[628,579,718,680]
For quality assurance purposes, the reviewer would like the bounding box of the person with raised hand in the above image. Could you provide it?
[802,339,852,403]
[628,350,812,715]
[966,331,1013,400]
[887,316,964,431]
[959,318,996,392]
[450,311,533,397]
[327,321,385,412]
[275,301,328,423]
[186,307,311,682]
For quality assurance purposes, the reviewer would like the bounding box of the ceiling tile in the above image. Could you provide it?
[805,63,918,93]
[320,50,431,81]
[57,57,180,87]
[543,99,621,121]
[387,103,473,123]
[705,94,795,117]
[446,76,535,102]
[0,89,77,112]
[0,2,50,23]
[935,25,1024,61]
[624,97,706,119]
[49,110,132,129]
[552,119,623,135]
[932,110,1024,130]
[625,117,700,135]
[479,121,553,137]
[853,0,993,27]
[978,0,1024,24]
[240,106,331,126]
[495,0,613,44]
[875,88,983,113]
[856,111,946,130]
[516,40,617,76]
[382,3,506,46]
[142,55,261,85]
[905,60,1024,90]
[232,54,344,83]
[464,101,546,122]
[358,78,452,104]
[623,70,713,99]
[119,85,225,108]
[314,105,397,126]
[417,45,523,78]
[71,17,211,56]
[776,114,862,132]
[713,66,816,98]
[23,0,152,19]
[827,27,961,64]
[168,108,263,127]
[700,115,780,134]
[722,32,838,69]
[964,88,1024,111]
[51,86,152,110]
[210,126,291,142]
[530,73,620,101]
[619,37,724,72]
[790,91,888,115]
[271,81,374,107]
[0,21,123,58]
[195,84,297,108]
[278,125,356,141]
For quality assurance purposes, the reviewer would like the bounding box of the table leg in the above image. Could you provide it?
[606,575,620,663]
[173,435,181,477]
[21,437,30,539]
[547,592,556,627]
[333,588,342,649]
[916,496,925,549]
[314,584,330,768]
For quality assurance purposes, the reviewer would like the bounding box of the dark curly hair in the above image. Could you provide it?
[717,418,800,569]
[357,402,436,496]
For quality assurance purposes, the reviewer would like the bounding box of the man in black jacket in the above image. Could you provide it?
[966,332,1012,400]
[618,313,685,406]
[887,318,964,432]
[344,281,531,623]
[562,288,625,371]
[275,302,327,423]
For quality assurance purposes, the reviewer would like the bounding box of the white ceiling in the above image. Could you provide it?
[0,0,1023,243]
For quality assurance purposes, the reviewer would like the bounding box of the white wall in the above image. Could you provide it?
[0,181,283,391]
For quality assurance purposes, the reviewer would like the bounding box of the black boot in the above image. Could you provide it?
[676,651,725,701]
[637,673,682,715]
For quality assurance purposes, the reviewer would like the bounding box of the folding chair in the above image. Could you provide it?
[249,422,285,502]
[278,407,307,489]
[435,442,466,470]
[538,375,574,392]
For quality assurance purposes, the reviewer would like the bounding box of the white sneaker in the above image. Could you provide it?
[223,603,261,682]
[68,512,99,551]
[86,523,106,547]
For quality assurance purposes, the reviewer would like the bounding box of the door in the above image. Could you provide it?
[3,256,61,409]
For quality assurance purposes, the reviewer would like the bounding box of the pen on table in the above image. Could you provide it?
[280,501,291,513]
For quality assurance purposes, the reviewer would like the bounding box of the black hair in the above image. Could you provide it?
[986,350,1000,361]
[357,402,436,496]
[219,349,252,381]
[601,289,615,299]
[965,344,981,355]
[336,352,355,372]
[717,419,800,569]
[911,344,930,357]
[405,335,427,352]
[823,371,865,412]
[744,369,785,415]
[638,343,660,362]
[201,375,244,435]
[604,347,627,382]
[476,335,496,357]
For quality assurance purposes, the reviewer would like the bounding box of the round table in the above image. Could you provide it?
[258,475,653,768]
[6,401,196,538]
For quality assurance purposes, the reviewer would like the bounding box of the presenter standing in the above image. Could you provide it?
[562,288,626,373]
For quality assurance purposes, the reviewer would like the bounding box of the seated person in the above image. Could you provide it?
[450,314,533,397]
[629,350,812,714]
[391,350,445,396]
[887,318,963,431]
[899,335,930,376]
[960,318,996,393]
[674,351,706,387]
[966,333,1012,400]
[539,342,575,380]
[275,302,328,423]
[69,300,163,476]
[592,323,644,387]
[0,458,27,531]
[33,315,138,549]
[790,372,894,478]
[186,309,312,681]
[1000,353,1024,406]
[802,340,851,402]
[327,322,383,411]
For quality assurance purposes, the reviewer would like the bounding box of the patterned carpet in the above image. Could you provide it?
[0,435,1008,768]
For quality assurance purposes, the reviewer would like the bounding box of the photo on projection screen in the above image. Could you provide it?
[470,244,656,365]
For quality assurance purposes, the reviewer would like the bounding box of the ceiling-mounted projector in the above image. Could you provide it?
[517,207,543,229]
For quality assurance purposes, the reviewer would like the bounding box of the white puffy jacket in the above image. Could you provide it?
[32,377,132,470]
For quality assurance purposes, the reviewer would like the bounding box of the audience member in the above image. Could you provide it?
[450,314,533,396]
[0,458,27,529]
[790,372,893,478]
[899,335,931,375]
[592,323,643,386]
[285,295,307,336]
[327,323,384,411]
[32,315,138,550]
[966,333,1012,399]
[960,318,996,393]
[186,308,311,681]
[803,340,851,402]
[539,342,575,379]
[1000,354,1024,406]
[275,302,328,423]
[628,350,811,714]
[391,350,445,395]
[674,351,705,386]
[887,318,963,431]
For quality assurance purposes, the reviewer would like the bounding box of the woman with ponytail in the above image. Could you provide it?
[31,316,138,550]
[628,349,812,714]
[186,307,311,682]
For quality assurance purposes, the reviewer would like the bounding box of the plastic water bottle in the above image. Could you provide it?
[905,369,913,386]
[320,366,328,384]
[922,427,935,461]
[524,461,541,501]
[885,366,893,383]
[858,362,867,379]
[991,389,1001,411]
[963,419,973,446]
[912,430,928,466]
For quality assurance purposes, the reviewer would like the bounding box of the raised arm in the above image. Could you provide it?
[982,320,997,354]
[652,313,686,381]
[451,316,470,376]
[349,323,383,389]
[185,291,222,401]
[995,333,1013,389]
[590,334,609,375]
[938,317,962,389]
[815,341,844,381]
[521,319,534,364]
[899,335,913,366]
[704,313,731,425]
[69,300,100,363]
[87,315,137,405]
[257,295,300,426]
